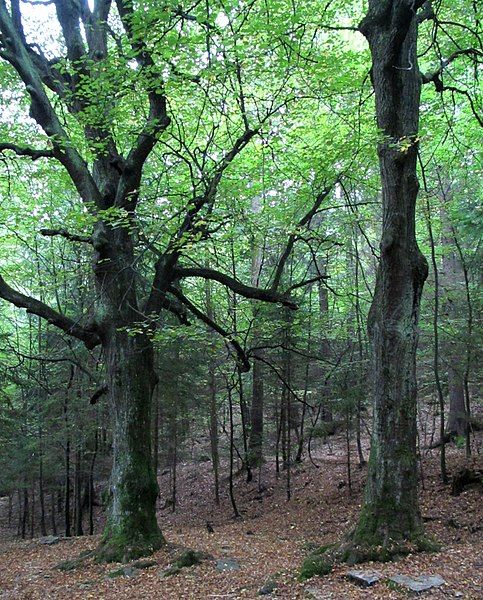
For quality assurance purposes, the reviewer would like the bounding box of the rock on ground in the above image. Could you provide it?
[389,574,445,592]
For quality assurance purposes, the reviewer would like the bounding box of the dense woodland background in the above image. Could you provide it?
[0,0,481,597]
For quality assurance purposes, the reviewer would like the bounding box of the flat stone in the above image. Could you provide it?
[347,570,382,587]
[216,558,240,572]
[389,574,445,592]
[258,579,277,595]
[39,535,60,546]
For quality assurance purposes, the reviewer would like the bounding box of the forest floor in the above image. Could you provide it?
[0,437,482,599]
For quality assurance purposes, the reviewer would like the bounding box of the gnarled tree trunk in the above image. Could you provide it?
[93,225,164,562]
[97,331,163,561]
[348,0,431,561]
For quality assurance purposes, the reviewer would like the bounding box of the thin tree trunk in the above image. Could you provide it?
[354,231,366,466]
[452,232,474,457]
[440,198,470,441]
[64,367,73,538]
[275,394,283,475]
[205,280,220,504]
[425,198,448,483]
[248,195,265,469]
[249,355,264,469]
[38,448,47,536]
[229,244,252,482]
[30,482,35,538]
[75,448,84,536]
[227,382,240,518]
[346,410,352,493]
[286,353,292,502]
[171,416,177,513]
[237,368,252,482]
[17,488,22,537]
[51,491,57,536]
[296,357,310,463]
[8,493,12,527]
[152,383,160,488]
[89,429,98,535]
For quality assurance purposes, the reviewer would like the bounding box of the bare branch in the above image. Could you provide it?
[319,23,358,32]
[422,48,482,85]
[286,273,330,293]
[0,142,54,160]
[271,182,335,291]
[40,228,92,244]
[169,285,250,372]
[173,266,297,309]
[0,273,100,348]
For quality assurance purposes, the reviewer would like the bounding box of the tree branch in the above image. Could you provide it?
[158,293,190,325]
[271,182,335,291]
[0,142,54,160]
[286,273,330,293]
[114,0,170,208]
[40,228,92,244]
[0,0,102,206]
[145,126,263,315]
[173,266,297,309]
[0,273,100,348]
[168,285,250,372]
[422,48,482,85]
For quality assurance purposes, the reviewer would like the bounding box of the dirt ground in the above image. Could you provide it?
[0,439,481,599]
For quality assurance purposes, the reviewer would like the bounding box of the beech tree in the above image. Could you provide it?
[347,0,481,560]
[0,0,336,560]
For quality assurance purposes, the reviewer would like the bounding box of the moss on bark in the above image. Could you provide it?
[96,525,165,563]
[93,332,166,564]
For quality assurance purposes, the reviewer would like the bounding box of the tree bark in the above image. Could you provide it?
[74,447,84,536]
[441,204,468,439]
[248,196,265,469]
[425,197,448,482]
[96,329,164,561]
[249,357,264,467]
[349,1,431,560]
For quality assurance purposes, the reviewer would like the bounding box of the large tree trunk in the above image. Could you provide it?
[349,1,431,560]
[94,225,164,562]
[97,329,164,561]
